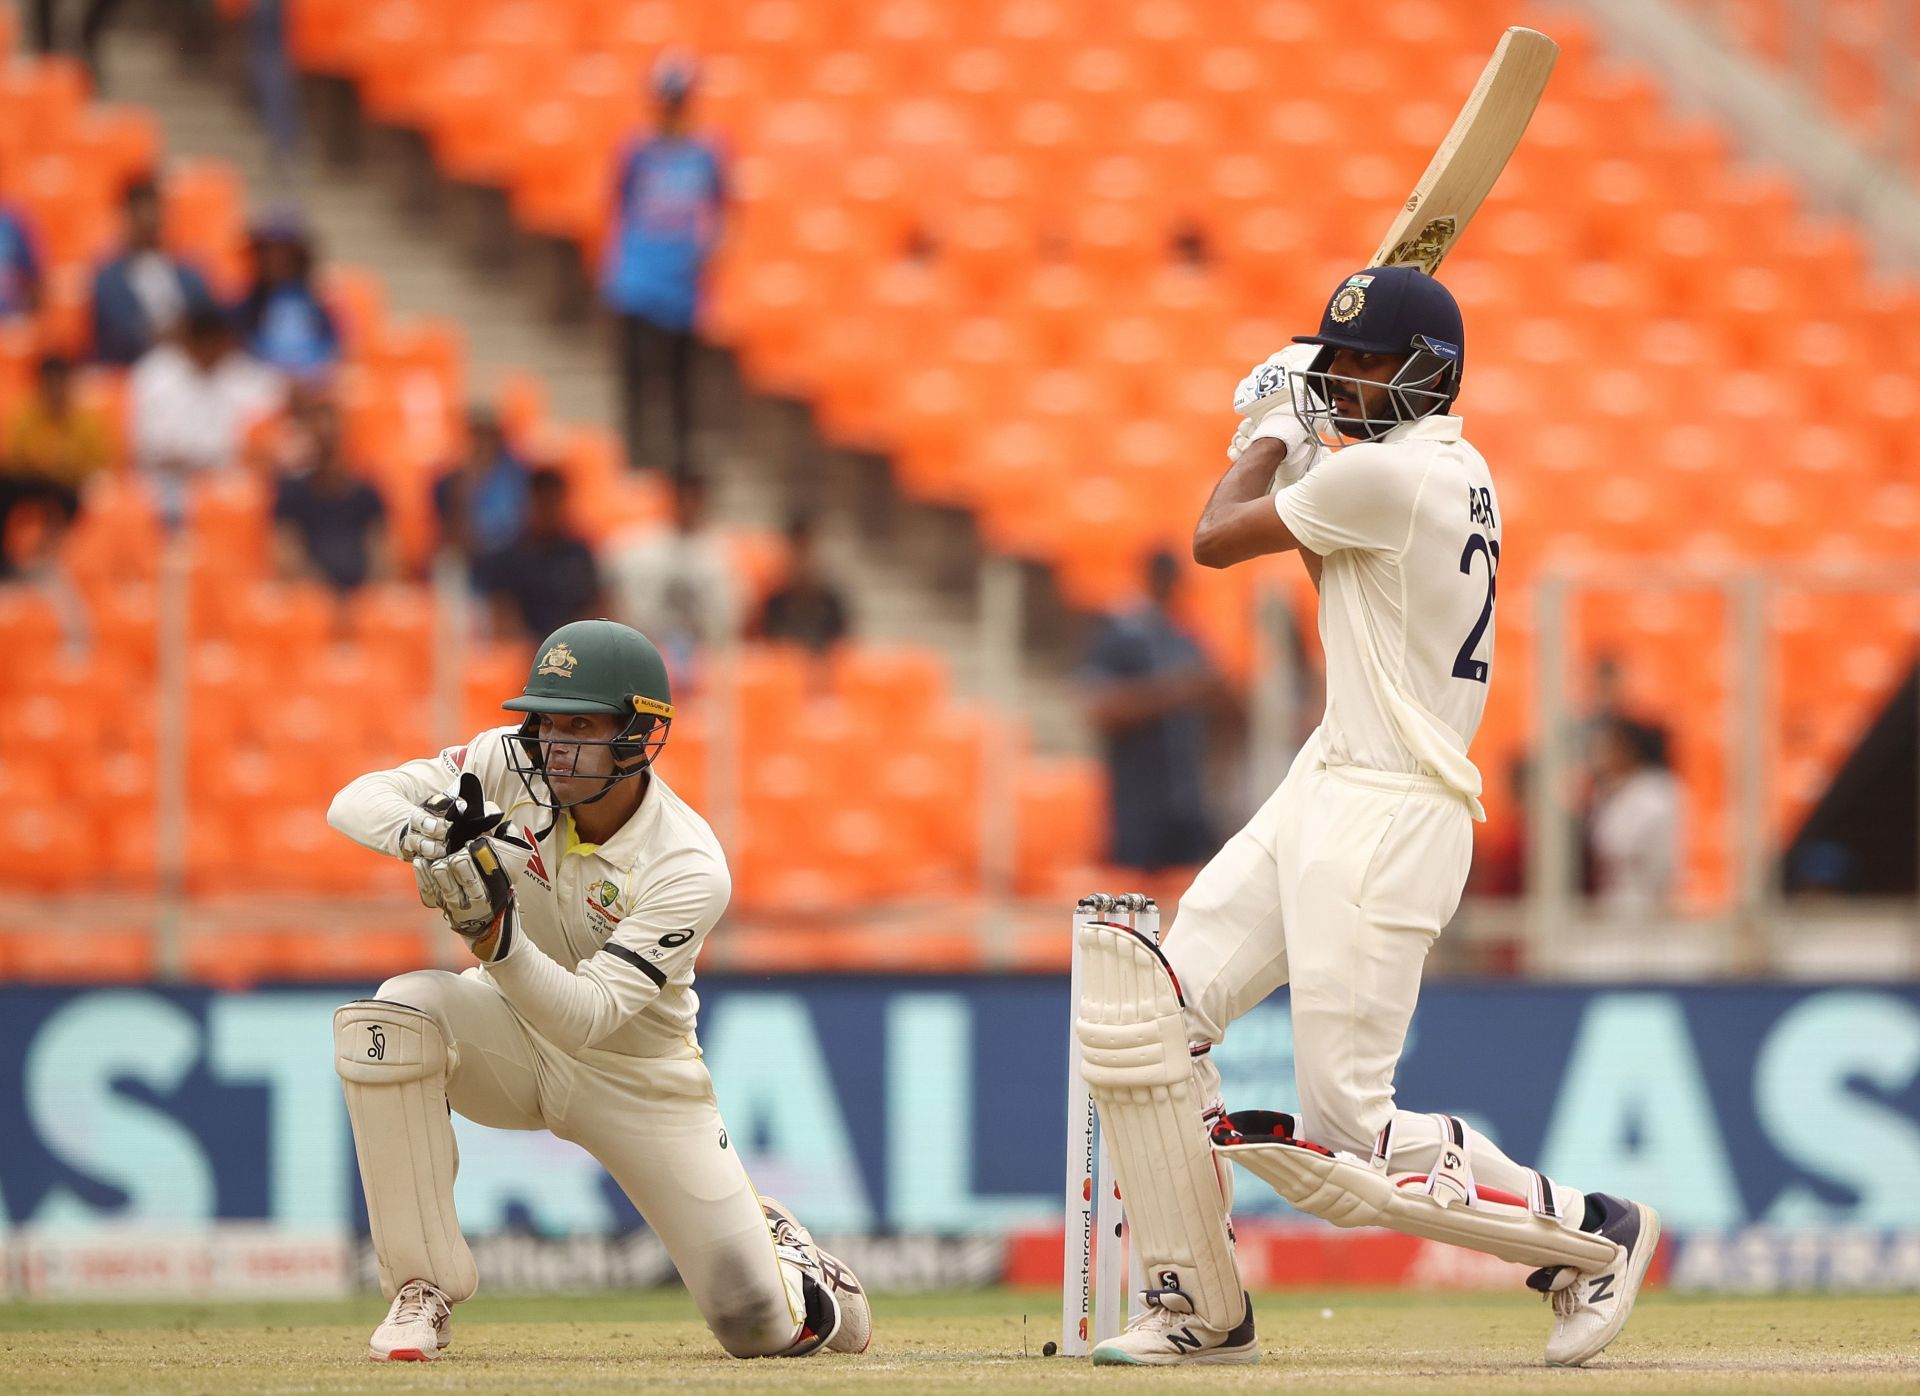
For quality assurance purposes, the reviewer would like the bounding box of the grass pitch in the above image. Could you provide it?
[2,1288,1915,1395]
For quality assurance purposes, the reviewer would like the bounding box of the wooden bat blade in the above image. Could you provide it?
[1371,26,1559,274]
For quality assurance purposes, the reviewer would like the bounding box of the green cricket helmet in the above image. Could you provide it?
[500,619,673,810]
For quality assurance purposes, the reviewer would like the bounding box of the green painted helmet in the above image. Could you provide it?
[500,619,673,809]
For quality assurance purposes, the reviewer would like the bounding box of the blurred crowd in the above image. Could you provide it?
[0,143,843,690]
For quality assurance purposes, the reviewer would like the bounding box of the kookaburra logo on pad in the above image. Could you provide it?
[537,643,579,677]
[367,1025,386,1061]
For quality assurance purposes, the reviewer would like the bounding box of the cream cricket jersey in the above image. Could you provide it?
[1273,414,1499,818]
[329,724,729,1055]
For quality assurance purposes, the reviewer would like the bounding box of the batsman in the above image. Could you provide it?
[1075,268,1658,1367]
[327,619,871,1362]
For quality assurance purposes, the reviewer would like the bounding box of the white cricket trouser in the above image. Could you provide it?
[362,968,799,1356]
[1167,742,1471,1153]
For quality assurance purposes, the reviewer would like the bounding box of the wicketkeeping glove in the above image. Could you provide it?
[399,772,503,863]
[418,837,516,960]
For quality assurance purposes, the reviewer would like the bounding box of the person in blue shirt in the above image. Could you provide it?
[0,202,43,320]
[432,406,530,586]
[474,467,604,642]
[272,397,390,594]
[237,221,341,379]
[1080,550,1231,873]
[601,56,726,480]
[91,179,216,365]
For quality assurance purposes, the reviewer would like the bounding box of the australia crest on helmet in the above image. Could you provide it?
[537,643,579,678]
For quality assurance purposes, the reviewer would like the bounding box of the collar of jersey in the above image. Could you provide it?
[559,774,660,866]
[1380,413,1463,444]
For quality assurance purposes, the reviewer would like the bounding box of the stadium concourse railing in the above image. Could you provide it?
[1680,0,1917,173]
[4,542,1916,982]
[1578,0,1920,273]
[1522,557,1920,979]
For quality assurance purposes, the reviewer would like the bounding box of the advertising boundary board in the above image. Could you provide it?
[1,978,1914,1295]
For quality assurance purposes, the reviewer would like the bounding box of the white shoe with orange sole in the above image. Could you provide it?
[368,1278,452,1362]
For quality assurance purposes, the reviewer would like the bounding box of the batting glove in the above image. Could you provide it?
[1231,343,1320,427]
[398,771,502,862]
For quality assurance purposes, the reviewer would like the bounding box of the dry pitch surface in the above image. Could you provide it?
[3,1289,1916,1395]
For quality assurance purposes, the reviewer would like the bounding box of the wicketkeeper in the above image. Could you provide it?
[328,619,871,1362]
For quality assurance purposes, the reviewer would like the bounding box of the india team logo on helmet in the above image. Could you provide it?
[1289,265,1465,448]
[1330,273,1374,324]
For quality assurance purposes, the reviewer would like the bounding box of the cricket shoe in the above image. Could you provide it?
[368,1278,452,1361]
[761,1197,871,1355]
[1090,1289,1259,1367]
[1531,1193,1661,1367]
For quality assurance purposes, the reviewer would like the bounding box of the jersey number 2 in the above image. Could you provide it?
[1452,534,1499,683]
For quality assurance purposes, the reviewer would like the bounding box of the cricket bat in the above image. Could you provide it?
[1372,26,1559,274]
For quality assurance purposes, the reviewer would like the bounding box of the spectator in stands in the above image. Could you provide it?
[248,0,301,168]
[605,471,735,687]
[236,222,341,379]
[271,398,391,593]
[476,466,602,642]
[1583,652,1631,735]
[91,179,216,365]
[0,355,111,577]
[1785,840,1862,898]
[753,514,849,653]
[30,0,125,86]
[248,376,335,477]
[601,54,726,479]
[432,406,529,581]
[0,198,43,320]
[1081,549,1226,873]
[1586,716,1686,918]
[131,305,283,527]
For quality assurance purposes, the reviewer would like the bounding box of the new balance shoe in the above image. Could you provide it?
[1532,1193,1661,1367]
[1090,1288,1259,1367]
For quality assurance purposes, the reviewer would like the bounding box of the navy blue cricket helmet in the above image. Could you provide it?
[1289,265,1465,444]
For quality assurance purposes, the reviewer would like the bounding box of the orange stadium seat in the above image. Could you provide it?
[351,0,453,124]
[322,264,388,348]
[162,160,248,290]
[0,801,86,893]
[3,928,155,982]
[183,926,434,989]
[71,104,159,188]
[829,645,948,729]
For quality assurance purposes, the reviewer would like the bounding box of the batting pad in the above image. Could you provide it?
[1074,921,1243,1330]
[334,1000,479,1303]
[1214,1113,1618,1275]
